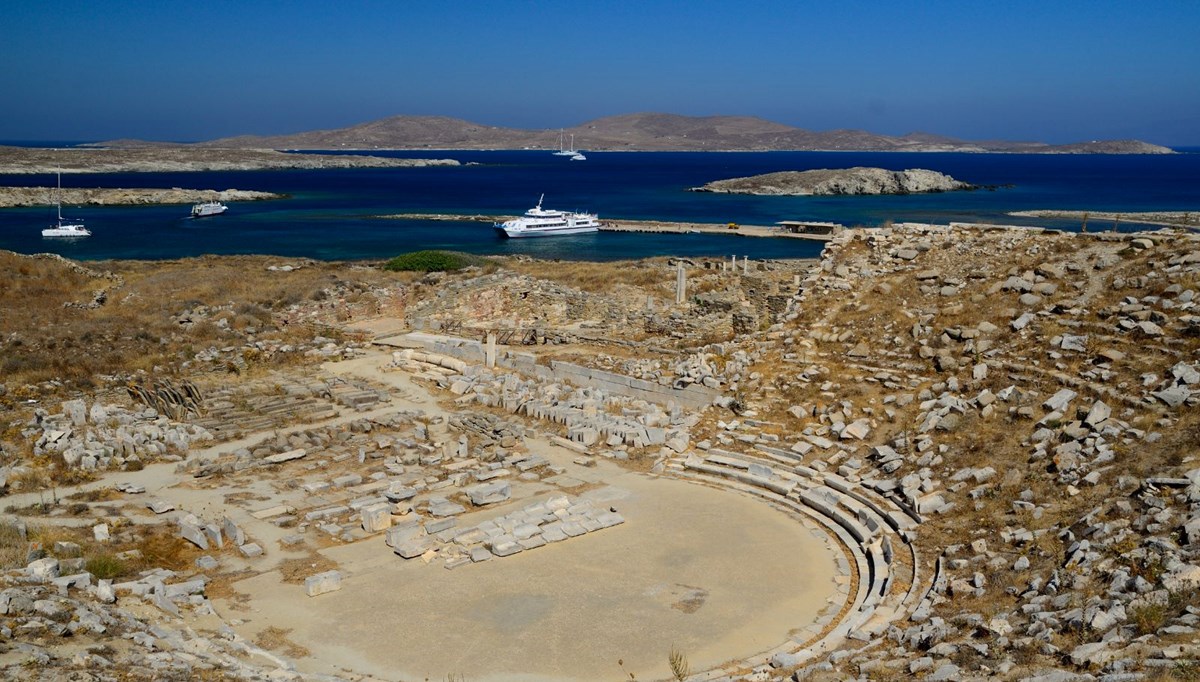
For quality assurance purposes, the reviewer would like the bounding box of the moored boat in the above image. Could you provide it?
[191,200,228,218]
[42,171,91,238]
[494,194,600,238]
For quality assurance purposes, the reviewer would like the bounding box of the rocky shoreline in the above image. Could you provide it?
[0,146,459,174]
[690,167,977,196]
[1011,209,1200,229]
[0,187,284,208]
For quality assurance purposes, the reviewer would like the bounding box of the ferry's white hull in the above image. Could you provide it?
[192,204,227,218]
[496,224,599,238]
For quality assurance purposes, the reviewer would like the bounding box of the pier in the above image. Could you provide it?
[378,212,841,241]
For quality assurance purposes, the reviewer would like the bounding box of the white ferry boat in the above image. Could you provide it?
[42,172,91,238]
[191,200,228,218]
[494,195,600,238]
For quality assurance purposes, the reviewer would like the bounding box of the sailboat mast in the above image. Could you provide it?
[56,171,63,222]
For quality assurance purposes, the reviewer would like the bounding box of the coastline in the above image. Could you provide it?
[0,147,459,174]
[1008,210,1199,229]
[0,187,284,208]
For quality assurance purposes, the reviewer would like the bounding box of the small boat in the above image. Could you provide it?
[552,129,574,156]
[570,152,587,161]
[494,194,600,238]
[191,200,228,218]
[42,171,91,238]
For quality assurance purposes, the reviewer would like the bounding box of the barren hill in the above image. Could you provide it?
[93,113,1175,154]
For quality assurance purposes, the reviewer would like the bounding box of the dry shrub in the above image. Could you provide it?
[276,551,339,583]
[67,488,124,503]
[130,529,201,571]
[0,520,27,570]
[254,626,311,658]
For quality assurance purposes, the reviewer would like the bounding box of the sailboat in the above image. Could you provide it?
[41,171,91,238]
[568,133,586,161]
[552,129,574,156]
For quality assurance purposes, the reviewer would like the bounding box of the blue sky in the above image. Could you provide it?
[2,0,1198,144]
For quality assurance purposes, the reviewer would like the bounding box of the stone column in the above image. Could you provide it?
[675,263,686,304]
[485,332,497,368]
[742,256,750,274]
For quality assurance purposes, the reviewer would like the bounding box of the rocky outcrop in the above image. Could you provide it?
[691,167,976,196]
[0,187,283,208]
[0,146,459,174]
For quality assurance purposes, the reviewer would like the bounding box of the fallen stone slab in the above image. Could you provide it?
[360,504,392,533]
[179,522,209,551]
[263,448,307,465]
[1153,385,1191,408]
[250,505,294,520]
[26,557,60,582]
[223,517,245,546]
[395,537,434,559]
[146,500,175,514]
[1043,389,1078,412]
[465,480,511,507]
[304,570,342,597]
[426,517,457,534]
[427,498,466,517]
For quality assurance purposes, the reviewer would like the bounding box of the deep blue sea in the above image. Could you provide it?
[1,149,1197,262]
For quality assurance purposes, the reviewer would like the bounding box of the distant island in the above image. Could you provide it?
[0,146,459,174]
[84,112,1175,154]
[0,186,283,208]
[691,167,977,196]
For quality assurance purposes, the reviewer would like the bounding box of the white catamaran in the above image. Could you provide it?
[494,194,600,238]
[41,172,91,238]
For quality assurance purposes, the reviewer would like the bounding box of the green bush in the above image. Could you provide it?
[382,251,489,273]
[85,554,128,580]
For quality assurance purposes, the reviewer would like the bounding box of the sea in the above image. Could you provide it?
[1,147,1198,262]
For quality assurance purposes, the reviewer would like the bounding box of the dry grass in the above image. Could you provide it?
[254,625,311,659]
[0,251,398,391]
[275,551,339,584]
[0,519,27,570]
[506,257,673,293]
[67,487,124,502]
[127,528,204,571]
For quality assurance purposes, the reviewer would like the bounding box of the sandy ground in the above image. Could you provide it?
[231,470,839,682]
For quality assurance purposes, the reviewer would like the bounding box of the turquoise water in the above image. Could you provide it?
[1,150,1197,261]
